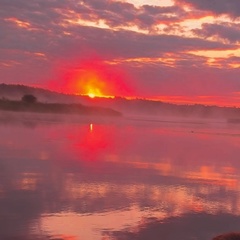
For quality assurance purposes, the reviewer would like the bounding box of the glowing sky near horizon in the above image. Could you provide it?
[0,0,240,106]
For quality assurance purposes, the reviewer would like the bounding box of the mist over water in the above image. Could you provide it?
[0,111,240,240]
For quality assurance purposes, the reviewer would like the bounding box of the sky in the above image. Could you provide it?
[0,0,240,106]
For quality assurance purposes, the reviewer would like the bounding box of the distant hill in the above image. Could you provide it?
[1,83,240,120]
[0,83,78,103]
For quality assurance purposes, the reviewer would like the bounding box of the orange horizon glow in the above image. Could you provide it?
[47,80,240,107]
[71,92,240,108]
[47,57,240,108]
[55,58,134,100]
[150,95,240,108]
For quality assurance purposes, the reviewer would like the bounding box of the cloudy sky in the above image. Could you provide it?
[0,0,240,106]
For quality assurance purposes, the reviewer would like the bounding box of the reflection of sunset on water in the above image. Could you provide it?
[72,123,116,161]
[38,180,240,239]
[1,118,240,239]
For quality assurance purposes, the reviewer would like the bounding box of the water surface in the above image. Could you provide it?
[0,113,240,240]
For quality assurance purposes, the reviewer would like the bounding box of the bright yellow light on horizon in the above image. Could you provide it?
[73,63,120,99]
[86,86,103,98]
[88,93,96,98]
[86,91,115,99]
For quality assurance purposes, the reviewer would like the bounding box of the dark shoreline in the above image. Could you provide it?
[0,99,122,117]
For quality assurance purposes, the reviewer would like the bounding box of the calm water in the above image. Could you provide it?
[1,113,240,240]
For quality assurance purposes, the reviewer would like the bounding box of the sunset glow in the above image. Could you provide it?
[1,0,240,107]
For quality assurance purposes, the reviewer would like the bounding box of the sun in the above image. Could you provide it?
[86,86,102,98]
[88,93,95,98]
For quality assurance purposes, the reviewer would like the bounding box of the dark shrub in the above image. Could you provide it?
[21,94,37,104]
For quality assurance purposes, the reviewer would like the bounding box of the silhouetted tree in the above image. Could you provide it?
[21,94,37,103]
